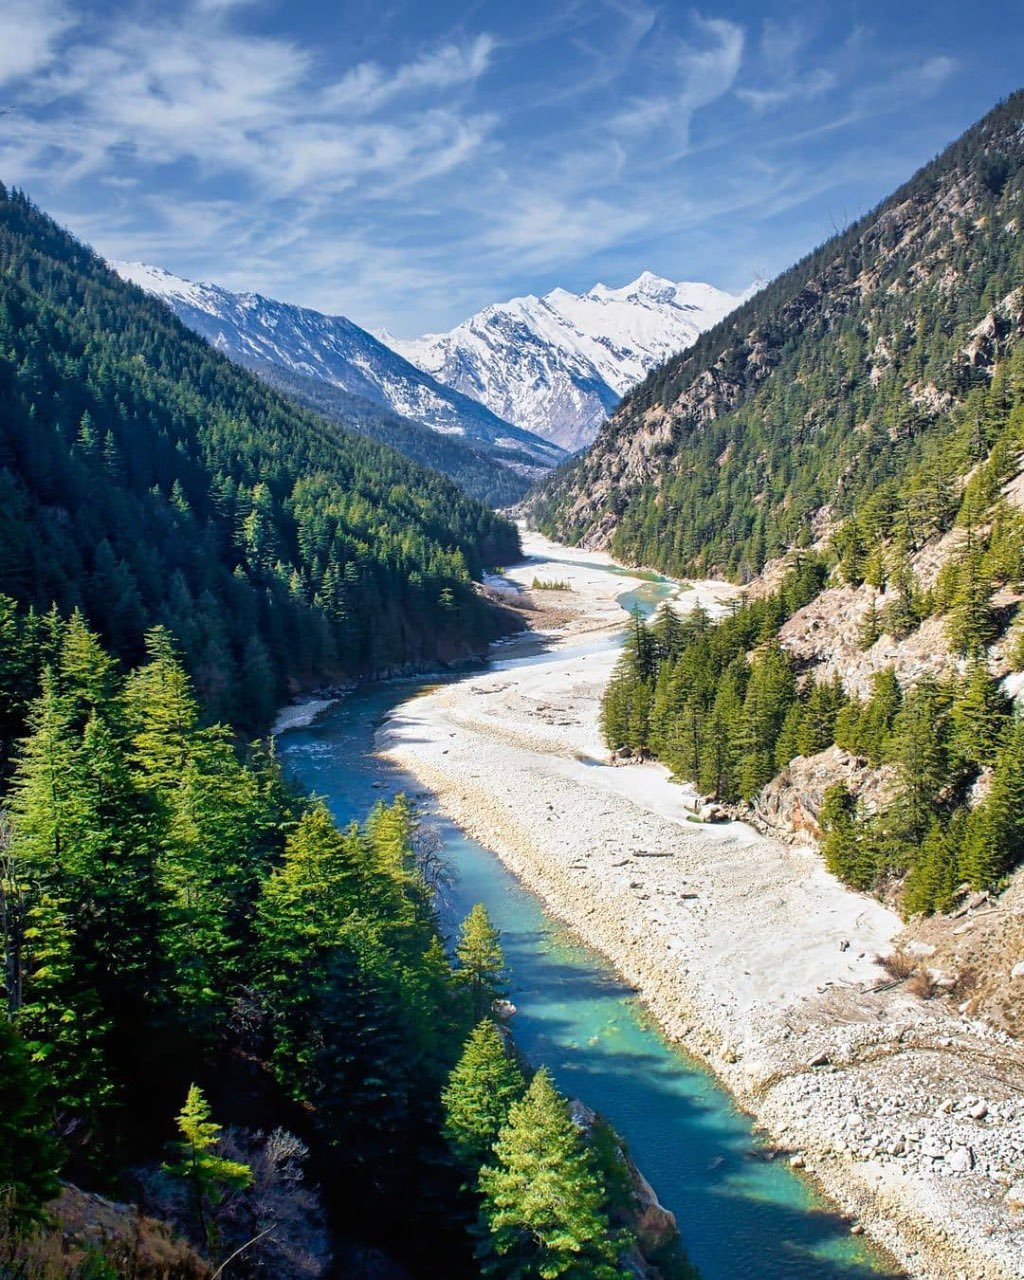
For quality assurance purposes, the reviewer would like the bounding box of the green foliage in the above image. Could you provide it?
[455,904,507,1022]
[162,1084,251,1250]
[477,1069,627,1280]
[602,557,831,801]
[0,185,518,734]
[442,1021,526,1171]
[0,1017,61,1232]
[535,94,1024,583]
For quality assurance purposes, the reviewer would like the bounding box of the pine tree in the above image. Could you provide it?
[0,1016,61,1232]
[456,904,506,1022]
[949,660,1008,770]
[442,1020,526,1171]
[886,679,948,844]
[477,1069,626,1280]
[960,717,1024,888]
[903,817,962,917]
[163,1084,252,1250]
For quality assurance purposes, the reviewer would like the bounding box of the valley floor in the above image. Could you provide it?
[379,532,1024,1280]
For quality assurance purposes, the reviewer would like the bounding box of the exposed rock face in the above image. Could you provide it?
[754,746,896,845]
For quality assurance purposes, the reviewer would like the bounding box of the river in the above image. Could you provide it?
[278,555,899,1280]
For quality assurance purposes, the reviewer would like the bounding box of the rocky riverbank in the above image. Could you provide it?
[379,532,1024,1280]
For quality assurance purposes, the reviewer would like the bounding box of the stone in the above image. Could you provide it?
[969,1101,988,1120]
[1011,961,1024,979]
[789,1154,805,1169]
[946,1147,974,1173]
[1005,1182,1024,1208]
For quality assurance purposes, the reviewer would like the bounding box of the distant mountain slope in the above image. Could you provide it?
[531,92,1024,578]
[237,359,531,507]
[381,273,748,451]
[113,262,565,472]
[0,186,519,732]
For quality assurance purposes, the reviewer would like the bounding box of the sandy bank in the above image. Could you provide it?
[380,532,1024,1280]
[271,696,341,736]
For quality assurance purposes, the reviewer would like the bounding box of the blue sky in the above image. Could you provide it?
[1,1,1021,334]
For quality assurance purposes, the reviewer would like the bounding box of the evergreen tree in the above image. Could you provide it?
[949,660,1009,770]
[442,1020,526,1171]
[960,717,1024,888]
[886,679,948,845]
[477,1069,626,1280]
[456,905,506,1022]
[0,1016,61,1231]
[163,1084,252,1251]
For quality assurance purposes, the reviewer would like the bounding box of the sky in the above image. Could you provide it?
[1,1,1022,335]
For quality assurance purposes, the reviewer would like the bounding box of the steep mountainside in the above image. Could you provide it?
[113,262,565,472]
[383,273,746,451]
[241,359,530,507]
[532,93,1024,579]
[589,95,1024,1045]
[0,187,519,732]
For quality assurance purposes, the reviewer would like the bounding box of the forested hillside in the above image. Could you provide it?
[601,282,1024,920]
[0,185,519,734]
[0,614,664,1276]
[248,359,531,506]
[532,93,1024,581]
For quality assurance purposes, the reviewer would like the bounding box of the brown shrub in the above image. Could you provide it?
[877,949,916,981]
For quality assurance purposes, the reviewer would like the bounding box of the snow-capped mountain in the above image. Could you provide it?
[379,272,751,451]
[112,263,565,470]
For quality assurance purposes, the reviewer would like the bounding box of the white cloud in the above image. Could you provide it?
[612,14,744,142]
[323,34,496,113]
[0,0,73,87]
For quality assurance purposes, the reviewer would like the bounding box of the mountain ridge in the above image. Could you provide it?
[380,272,750,451]
[530,91,1024,578]
[112,261,565,473]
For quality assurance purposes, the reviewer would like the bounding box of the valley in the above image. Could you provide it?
[374,533,1024,1280]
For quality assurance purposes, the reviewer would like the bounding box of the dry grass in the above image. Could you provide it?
[877,948,916,981]
[0,1187,210,1280]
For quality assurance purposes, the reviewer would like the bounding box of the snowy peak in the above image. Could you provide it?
[112,262,564,471]
[381,273,749,451]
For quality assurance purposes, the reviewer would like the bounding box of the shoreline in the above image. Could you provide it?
[379,531,1024,1280]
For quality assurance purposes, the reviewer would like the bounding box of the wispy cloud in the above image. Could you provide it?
[0,0,985,332]
[0,0,74,87]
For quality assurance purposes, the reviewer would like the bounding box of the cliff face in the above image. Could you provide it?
[530,94,1024,581]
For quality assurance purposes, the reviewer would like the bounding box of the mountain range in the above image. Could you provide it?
[380,273,749,451]
[112,262,565,479]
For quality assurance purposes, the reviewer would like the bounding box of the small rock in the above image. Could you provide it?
[808,1051,830,1068]
[1011,961,1024,980]
[838,938,850,952]
[946,1147,974,1173]
[969,1101,989,1120]
[1005,1182,1024,1208]
[850,1224,864,1236]
[789,1154,805,1169]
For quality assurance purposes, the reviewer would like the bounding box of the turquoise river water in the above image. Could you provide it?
[279,561,901,1280]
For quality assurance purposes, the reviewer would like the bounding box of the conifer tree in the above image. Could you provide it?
[886,679,948,844]
[163,1084,252,1250]
[477,1069,625,1280]
[0,1016,61,1231]
[960,717,1024,888]
[456,904,506,1021]
[442,1020,526,1171]
[949,660,1008,770]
